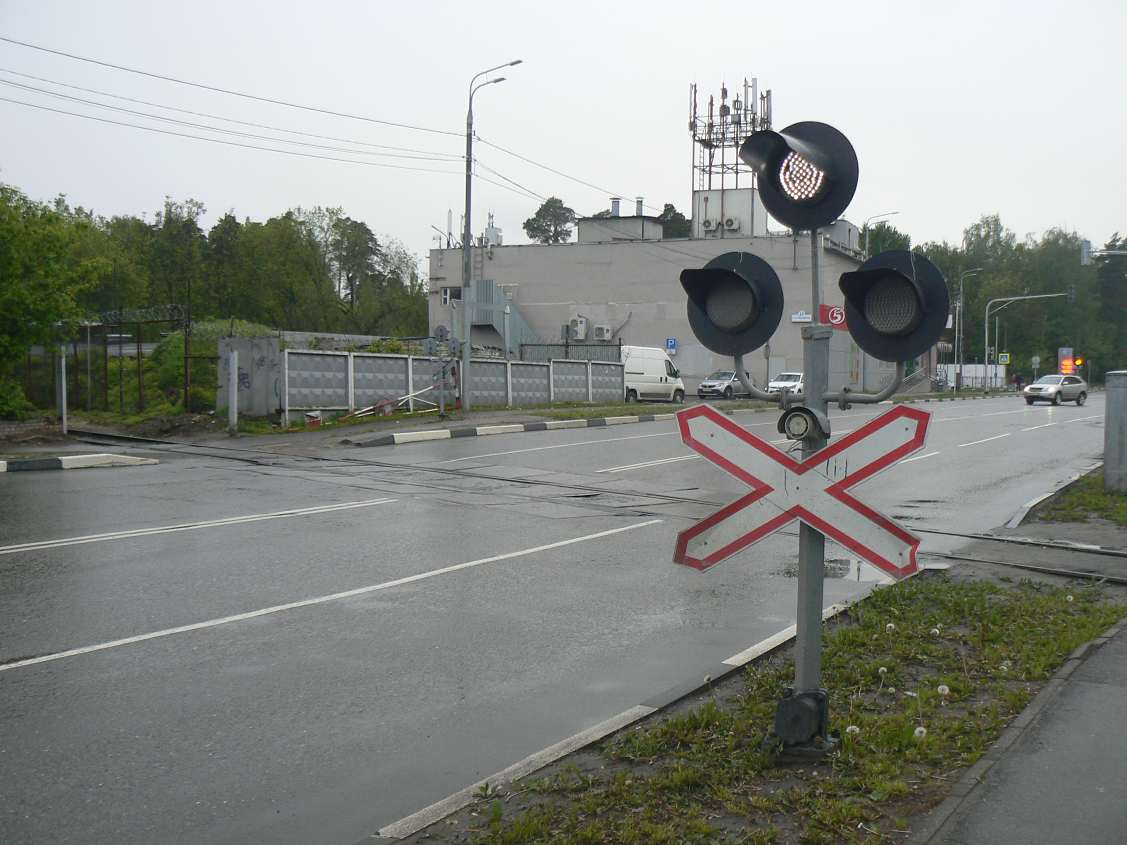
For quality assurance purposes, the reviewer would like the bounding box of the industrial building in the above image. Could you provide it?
[427,81,918,392]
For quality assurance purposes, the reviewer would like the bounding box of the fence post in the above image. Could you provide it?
[406,356,415,413]
[347,352,355,412]
[506,361,513,409]
[281,348,290,427]
[548,360,555,403]
[586,360,594,403]
[56,344,67,435]
[227,349,238,434]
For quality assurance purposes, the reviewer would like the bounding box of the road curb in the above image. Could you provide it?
[1003,462,1102,528]
[0,453,158,472]
[373,584,886,840]
[905,620,1126,845]
[350,411,694,448]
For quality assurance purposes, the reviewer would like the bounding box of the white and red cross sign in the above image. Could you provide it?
[673,404,931,578]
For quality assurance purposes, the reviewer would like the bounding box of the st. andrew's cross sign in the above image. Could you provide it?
[673,404,930,578]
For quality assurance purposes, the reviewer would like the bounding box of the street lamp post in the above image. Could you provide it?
[984,293,1068,390]
[462,59,522,411]
[860,211,899,257]
[956,268,982,390]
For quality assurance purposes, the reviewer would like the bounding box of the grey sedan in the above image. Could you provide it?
[1023,374,1087,406]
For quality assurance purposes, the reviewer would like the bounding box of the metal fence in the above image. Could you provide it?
[519,340,623,364]
[276,349,625,424]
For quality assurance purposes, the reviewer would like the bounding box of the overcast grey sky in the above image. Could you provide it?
[2,0,1124,272]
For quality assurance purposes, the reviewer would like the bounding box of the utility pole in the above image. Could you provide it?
[462,59,521,411]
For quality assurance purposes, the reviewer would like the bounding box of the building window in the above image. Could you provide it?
[441,287,462,306]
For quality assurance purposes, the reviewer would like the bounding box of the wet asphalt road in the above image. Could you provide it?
[0,394,1106,844]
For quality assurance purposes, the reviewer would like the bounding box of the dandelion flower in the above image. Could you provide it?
[846,725,860,735]
[878,666,888,675]
[930,628,941,636]
[1066,595,1074,603]
[914,726,927,739]
[886,623,896,632]
[937,684,950,697]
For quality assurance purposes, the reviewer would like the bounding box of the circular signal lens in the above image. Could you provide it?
[779,151,826,203]
[783,410,812,441]
[705,276,758,331]
[863,275,921,336]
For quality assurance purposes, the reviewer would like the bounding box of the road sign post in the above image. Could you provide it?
[675,117,948,754]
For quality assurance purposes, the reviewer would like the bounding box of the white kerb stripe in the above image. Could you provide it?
[0,498,399,556]
[0,519,663,672]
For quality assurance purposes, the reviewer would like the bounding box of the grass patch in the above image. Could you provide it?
[406,574,1125,844]
[1039,470,1127,527]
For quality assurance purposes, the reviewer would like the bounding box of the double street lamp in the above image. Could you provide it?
[461,59,522,411]
[955,267,982,390]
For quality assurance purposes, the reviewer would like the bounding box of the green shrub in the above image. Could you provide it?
[0,378,35,420]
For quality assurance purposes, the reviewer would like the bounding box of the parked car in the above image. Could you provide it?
[622,345,685,403]
[697,370,752,400]
[767,372,805,397]
[1023,374,1087,406]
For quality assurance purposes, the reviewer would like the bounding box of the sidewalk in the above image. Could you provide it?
[912,621,1127,845]
[912,489,1127,845]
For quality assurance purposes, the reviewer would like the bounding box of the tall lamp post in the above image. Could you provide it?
[860,211,899,257]
[955,268,981,390]
[462,59,522,411]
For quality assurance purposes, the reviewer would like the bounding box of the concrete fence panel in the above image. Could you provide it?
[353,354,409,408]
[470,359,508,407]
[591,362,626,403]
[511,362,550,406]
[551,360,588,403]
[286,351,349,409]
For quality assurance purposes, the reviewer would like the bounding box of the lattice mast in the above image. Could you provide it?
[689,79,772,192]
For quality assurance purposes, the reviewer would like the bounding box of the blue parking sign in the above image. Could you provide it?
[666,337,677,353]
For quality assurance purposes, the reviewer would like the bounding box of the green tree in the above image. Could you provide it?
[523,197,576,244]
[0,184,108,415]
[860,220,910,256]
[657,203,691,238]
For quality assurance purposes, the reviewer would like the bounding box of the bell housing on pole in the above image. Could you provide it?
[680,251,784,356]
[739,121,859,232]
[838,249,950,362]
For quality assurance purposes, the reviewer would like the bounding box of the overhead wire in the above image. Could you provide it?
[0,78,460,162]
[474,160,548,201]
[0,96,461,174]
[476,135,665,214]
[0,34,461,137]
[0,66,461,157]
[0,37,666,218]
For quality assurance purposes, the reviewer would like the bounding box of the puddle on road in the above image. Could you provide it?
[773,557,890,582]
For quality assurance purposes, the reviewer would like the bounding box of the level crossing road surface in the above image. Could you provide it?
[0,394,1106,844]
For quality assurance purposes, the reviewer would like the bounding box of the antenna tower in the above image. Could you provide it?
[689,78,772,192]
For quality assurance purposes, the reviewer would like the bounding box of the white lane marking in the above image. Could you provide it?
[598,454,699,473]
[597,431,851,474]
[957,433,1011,448]
[0,498,399,556]
[379,704,656,838]
[932,409,1028,423]
[1065,414,1102,423]
[0,519,664,672]
[434,431,675,464]
[899,450,940,464]
[1021,423,1055,432]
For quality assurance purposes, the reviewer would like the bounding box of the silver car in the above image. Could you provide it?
[1023,374,1088,406]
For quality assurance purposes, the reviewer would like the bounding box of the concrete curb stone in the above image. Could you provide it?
[0,453,158,472]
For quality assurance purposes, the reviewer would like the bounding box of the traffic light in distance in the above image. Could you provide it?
[838,249,950,362]
[680,251,784,356]
[739,121,859,232]
[1074,356,1085,367]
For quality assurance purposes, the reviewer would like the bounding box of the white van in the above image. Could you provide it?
[621,346,685,403]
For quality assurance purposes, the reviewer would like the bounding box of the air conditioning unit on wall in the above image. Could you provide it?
[701,218,717,231]
[724,216,741,231]
[569,316,587,341]
[593,324,612,341]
